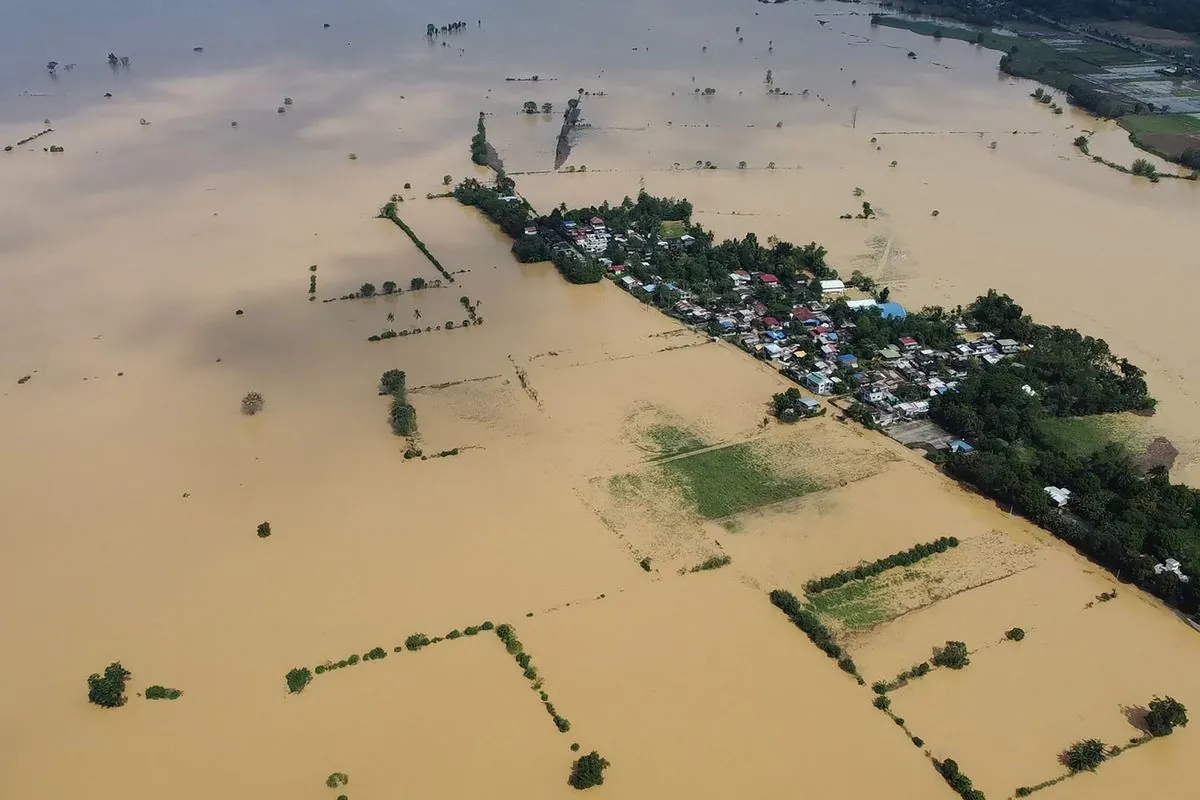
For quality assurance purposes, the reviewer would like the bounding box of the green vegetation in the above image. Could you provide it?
[1120,113,1200,136]
[644,424,707,459]
[257,521,271,538]
[688,554,732,573]
[771,387,821,423]
[87,662,131,708]
[659,219,688,239]
[1146,696,1188,736]
[805,537,959,593]
[928,291,1200,616]
[1033,414,1146,459]
[876,661,933,693]
[639,556,653,572]
[144,685,182,700]
[379,370,417,437]
[661,442,820,519]
[470,112,489,166]
[932,640,970,670]
[495,624,571,732]
[286,667,312,694]
[410,276,426,291]
[568,751,610,790]
[379,369,406,396]
[1005,627,1026,641]
[325,773,349,789]
[769,590,860,678]
[1063,738,1107,772]
[806,577,891,629]
[377,201,455,283]
[405,633,431,651]
[934,757,985,800]
[1131,157,1159,179]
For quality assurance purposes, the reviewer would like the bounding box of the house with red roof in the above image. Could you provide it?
[759,273,779,285]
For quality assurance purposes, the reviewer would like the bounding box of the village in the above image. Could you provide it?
[523,208,1028,455]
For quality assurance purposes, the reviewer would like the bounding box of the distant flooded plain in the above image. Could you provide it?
[2,1,1198,798]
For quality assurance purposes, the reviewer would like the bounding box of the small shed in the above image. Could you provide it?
[1044,486,1072,507]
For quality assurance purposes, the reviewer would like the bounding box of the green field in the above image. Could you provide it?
[806,578,891,629]
[661,441,821,519]
[1035,413,1152,459]
[658,220,687,239]
[1119,113,1200,135]
[645,424,707,460]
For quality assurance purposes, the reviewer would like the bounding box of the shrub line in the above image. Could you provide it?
[377,202,455,283]
[768,589,861,680]
[805,537,959,594]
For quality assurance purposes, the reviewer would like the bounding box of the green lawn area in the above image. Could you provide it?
[658,220,687,239]
[873,16,1021,53]
[807,578,891,629]
[1119,113,1200,135]
[645,424,707,460]
[661,441,821,519]
[1035,413,1151,459]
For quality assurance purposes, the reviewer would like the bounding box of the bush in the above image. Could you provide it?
[257,521,271,538]
[87,662,131,708]
[805,537,959,593]
[1005,627,1025,642]
[410,276,426,290]
[447,629,462,640]
[381,280,397,294]
[481,621,494,631]
[555,715,571,732]
[241,391,265,416]
[325,773,349,788]
[389,398,417,436]
[405,633,431,651]
[1146,696,1188,736]
[688,554,731,572]
[1064,738,1106,772]
[285,667,312,694]
[873,695,891,710]
[768,590,858,677]
[639,557,652,572]
[568,751,610,789]
[144,685,182,700]
[912,736,924,747]
[379,369,406,397]
[571,742,581,752]
[347,654,360,665]
[1130,158,1157,179]
[932,641,970,670]
[360,282,376,297]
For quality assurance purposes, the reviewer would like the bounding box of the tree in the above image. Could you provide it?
[380,369,406,396]
[1146,696,1188,736]
[522,100,538,114]
[542,102,553,114]
[381,280,397,294]
[932,640,969,669]
[443,174,453,186]
[737,160,747,169]
[360,282,376,297]
[1181,147,1200,170]
[410,276,426,290]
[568,751,610,789]
[257,521,272,538]
[390,398,417,436]
[1131,158,1157,179]
[286,667,312,694]
[87,662,131,708]
[1005,627,1025,641]
[241,391,265,416]
[1063,739,1106,772]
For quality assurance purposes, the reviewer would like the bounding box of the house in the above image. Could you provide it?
[620,276,639,290]
[997,338,1020,354]
[838,353,859,369]
[680,234,696,246]
[731,270,751,284]
[898,337,919,351]
[1154,558,1191,582]
[764,343,784,358]
[1044,486,1072,507]
[763,316,780,328]
[798,398,821,415]
[793,307,819,323]
[805,372,834,395]
[590,216,605,228]
[877,302,908,320]
[752,302,768,317]
[846,298,877,311]
[607,264,626,274]
[820,279,846,295]
[948,439,975,454]
[759,273,780,285]
[878,345,902,361]
[523,226,538,236]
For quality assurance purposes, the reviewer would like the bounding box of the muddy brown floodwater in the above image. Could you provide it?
[2,1,1198,798]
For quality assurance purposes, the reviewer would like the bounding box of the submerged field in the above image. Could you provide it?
[4,0,1200,798]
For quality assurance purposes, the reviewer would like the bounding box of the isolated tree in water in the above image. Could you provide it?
[568,751,610,789]
[241,391,265,416]
[87,662,131,708]
[1146,696,1188,736]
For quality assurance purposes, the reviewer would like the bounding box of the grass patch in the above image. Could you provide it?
[660,441,820,519]
[1035,414,1149,459]
[144,685,182,700]
[658,220,687,239]
[873,16,1021,52]
[806,578,891,629]
[645,424,707,460]
[1119,113,1200,136]
[687,554,732,573]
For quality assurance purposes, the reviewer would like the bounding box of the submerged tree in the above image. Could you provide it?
[568,751,610,790]
[241,391,265,416]
[1146,696,1188,736]
[87,662,131,708]
[1063,739,1106,772]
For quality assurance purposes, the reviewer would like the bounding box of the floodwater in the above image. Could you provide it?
[2,1,1198,798]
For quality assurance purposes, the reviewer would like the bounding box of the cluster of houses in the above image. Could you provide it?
[529,217,697,269]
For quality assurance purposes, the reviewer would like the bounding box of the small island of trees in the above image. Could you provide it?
[568,751,610,790]
[87,662,131,708]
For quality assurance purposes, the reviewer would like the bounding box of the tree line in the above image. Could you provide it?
[380,369,417,436]
[768,590,860,679]
[805,537,960,594]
